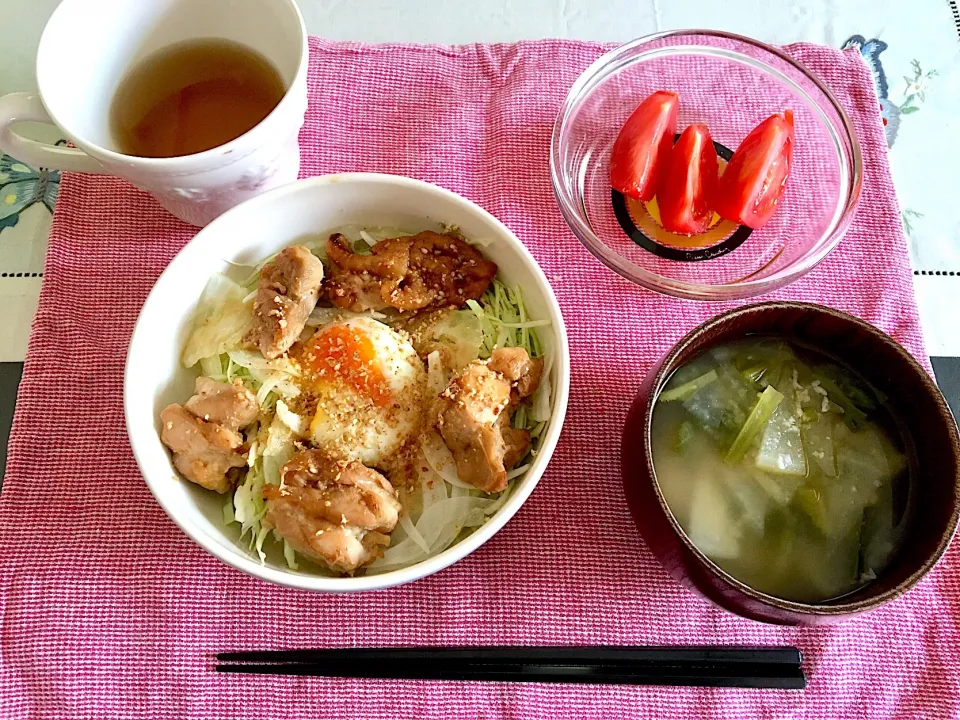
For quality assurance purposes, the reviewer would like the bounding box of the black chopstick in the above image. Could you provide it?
[215,646,805,689]
[218,645,801,665]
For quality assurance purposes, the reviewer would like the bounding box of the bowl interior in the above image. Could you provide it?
[644,302,959,617]
[124,173,569,592]
[551,31,861,300]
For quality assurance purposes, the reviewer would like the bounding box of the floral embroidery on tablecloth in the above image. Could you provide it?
[843,35,938,237]
[0,153,60,232]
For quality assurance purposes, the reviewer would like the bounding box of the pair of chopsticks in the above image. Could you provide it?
[216,645,806,689]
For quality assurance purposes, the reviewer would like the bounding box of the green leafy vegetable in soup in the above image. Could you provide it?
[651,337,911,604]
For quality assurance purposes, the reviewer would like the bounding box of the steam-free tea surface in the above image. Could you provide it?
[110,39,285,158]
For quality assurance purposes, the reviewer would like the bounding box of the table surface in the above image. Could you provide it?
[0,0,958,485]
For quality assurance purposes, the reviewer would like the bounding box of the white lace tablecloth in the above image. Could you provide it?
[1,0,957,361]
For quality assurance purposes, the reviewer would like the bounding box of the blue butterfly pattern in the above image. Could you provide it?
[0,152,61,232]
[842,35,900,147]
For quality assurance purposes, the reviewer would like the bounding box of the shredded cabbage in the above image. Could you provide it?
[482,482,515,516]
[246,439,259,469]
[420,497,492,552]
[205,247,554,576]
[428,311,484,370]
[400,512,430,553]
[468,279,551,441]
[199,354,225,380]
[306,306,388,327]
[224,414,297,567]
[506,464,531,480]
[254,526,271,563]
[465,236,493,247]
[282,536,299,570]
[227,349,299,376]
[275,399,306,436]
[227,350,300,410]
[181,274,254,368]
[421,432,474,489]
[369,495,493,572]
[419,464,449,508]
[367,279,555,574]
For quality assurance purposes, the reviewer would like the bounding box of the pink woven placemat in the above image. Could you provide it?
[1,37,955,719]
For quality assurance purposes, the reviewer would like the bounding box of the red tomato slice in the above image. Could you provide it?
[714,110,795,229]
[656,123,719,236]
[609,91,679,202]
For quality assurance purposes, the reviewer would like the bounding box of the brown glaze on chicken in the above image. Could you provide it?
[160,404,247,493]
[263,449,402,573]
[435,347,543,493]
[160,377,259,493]
[487,346,544,403]
[184,376,259,430]
[501,420,532,471]
[323,231,497,313]
[250,245,325,359]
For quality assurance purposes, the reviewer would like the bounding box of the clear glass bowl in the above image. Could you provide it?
[550,30,862,300]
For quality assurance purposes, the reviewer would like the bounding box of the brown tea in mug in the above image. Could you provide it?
[110,39,286,158]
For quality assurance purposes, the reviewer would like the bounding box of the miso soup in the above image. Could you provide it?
[651,337,912,604]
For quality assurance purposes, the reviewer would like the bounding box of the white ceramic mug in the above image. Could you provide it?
[0,0,308,227]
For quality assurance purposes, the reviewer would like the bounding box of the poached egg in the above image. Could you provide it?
[299,316,424,466]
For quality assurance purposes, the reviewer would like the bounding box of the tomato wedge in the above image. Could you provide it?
[714,110,795,229]
[609,91,679,202]
[656,123,719,236]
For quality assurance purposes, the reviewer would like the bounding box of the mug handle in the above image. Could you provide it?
[0,92,107,173]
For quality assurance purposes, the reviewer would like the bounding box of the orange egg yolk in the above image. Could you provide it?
[302,325,391,407]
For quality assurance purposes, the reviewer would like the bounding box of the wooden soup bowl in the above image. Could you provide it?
[621,301,960,625]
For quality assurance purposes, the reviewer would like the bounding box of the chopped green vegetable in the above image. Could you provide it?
[468,279,549,364]
[815,363,882,412]
[740,364,768,386]
[674,421,696,453]
[725,385,784,463]
[812,372,869,430]
[682,364,757,443]
[660,369,718,402]
[470,279,550,446]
